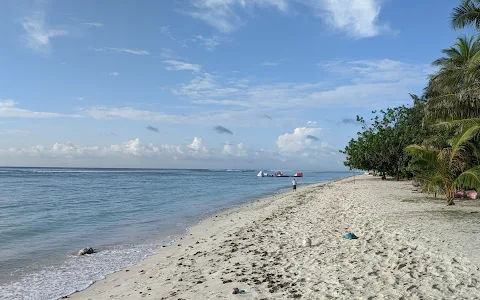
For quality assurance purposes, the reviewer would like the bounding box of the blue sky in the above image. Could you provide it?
[0,0,472,169]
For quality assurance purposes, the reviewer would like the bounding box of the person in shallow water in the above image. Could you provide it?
[292,179,297,191]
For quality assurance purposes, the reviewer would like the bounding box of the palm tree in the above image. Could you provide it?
[431,36,480,90]
[433,36,480,66]
[406,121,480,205]
[452,0,480,31]
[425,36,480,122]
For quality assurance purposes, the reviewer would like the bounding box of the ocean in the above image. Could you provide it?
[0,168,349,300]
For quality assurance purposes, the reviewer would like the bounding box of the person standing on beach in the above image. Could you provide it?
[292,179,297,191]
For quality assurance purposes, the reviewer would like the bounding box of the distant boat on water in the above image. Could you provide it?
[257,170,268,177]
[256,170,303,177]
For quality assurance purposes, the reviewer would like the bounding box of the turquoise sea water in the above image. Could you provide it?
[0,168,349,300]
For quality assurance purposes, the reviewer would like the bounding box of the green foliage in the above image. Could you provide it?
[406,118,480,203]
[341,96,428,180]
[448,124,480,163]
[455,165,480,189]
[406,139,480,204]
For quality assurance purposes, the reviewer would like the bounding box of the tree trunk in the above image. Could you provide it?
[446,189,455,206]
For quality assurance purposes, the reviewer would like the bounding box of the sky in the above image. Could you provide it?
[0,0,473,170]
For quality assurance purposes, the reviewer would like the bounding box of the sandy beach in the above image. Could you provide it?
[69,176,480,299]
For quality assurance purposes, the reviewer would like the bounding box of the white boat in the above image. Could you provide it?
[257,170,268,177]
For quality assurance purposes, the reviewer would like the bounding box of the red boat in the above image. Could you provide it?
[293,172,303,177]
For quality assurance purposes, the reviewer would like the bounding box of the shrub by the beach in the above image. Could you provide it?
[341,96,428,180]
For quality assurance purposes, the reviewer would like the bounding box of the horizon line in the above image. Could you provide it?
[0,166,351,172]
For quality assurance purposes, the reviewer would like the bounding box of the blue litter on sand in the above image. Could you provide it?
[343,232,358,239]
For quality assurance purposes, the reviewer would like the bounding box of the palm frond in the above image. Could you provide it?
[405,145,436,156]
[435,118,480,129]
[470,45,480,62]
[405,145,439,170]
[425,86,480,122]
[414,172,444,195]
[454,165,480,190]
[452,0,480,31]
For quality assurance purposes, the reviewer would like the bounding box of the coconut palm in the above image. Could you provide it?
[452,0,480,31]
[431,36,480,90]
[426,36,480,122]
[433,36,480,67]
[406,121,480,205]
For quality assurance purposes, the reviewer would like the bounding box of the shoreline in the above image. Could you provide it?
[69,175,480,299]
[66,176,350,299]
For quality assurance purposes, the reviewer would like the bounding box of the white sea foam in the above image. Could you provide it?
[0,242,167,300]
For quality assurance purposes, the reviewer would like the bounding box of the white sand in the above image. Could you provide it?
[69,176,480,299]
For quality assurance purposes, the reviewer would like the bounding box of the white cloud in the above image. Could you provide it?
[185,0,393,38]
[306,121,318,127]
[1,137,213,160]
[109,72,120,77]
[88,106,181,122]
[277,127,322,152]
[85,59,428,126]
[0,99,81,118]
[0,129,30,136]
[186,0,289,33]
[0,136,345,169]
[188,137,209,154]
[160,25,174,39]
[261,62,280,67]
[160,25,171,35]
[160,48,178,59]
[192,35,221,51]
[159,25,189,47]
[301,0,392,38]
[95,48,150,55]
[86,105,256,125]
[173,73,243,102]
[84,22,104,27]
[164,60,202,72]
[223,142,247,157]
[276,126,337,158]
[191,99,250,107]
[173,59,429,110]
[320,59,431,83]
[175,73,216,94]
[22,12,67,52]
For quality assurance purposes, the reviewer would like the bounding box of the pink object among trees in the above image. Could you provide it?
[467,190,478,200]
